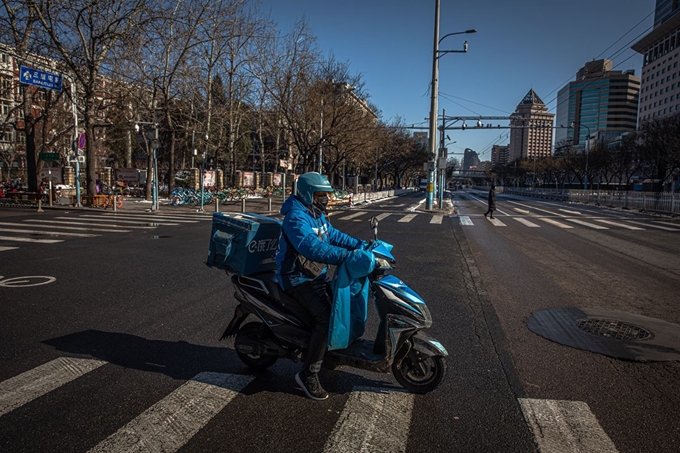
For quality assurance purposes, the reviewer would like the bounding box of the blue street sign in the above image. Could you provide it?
[19,66,63,92]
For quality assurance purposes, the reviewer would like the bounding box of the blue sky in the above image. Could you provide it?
[259,0,656,161]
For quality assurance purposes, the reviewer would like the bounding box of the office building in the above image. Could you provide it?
[632,0,680,122]
[462,148,480,171]
[508,89,554,162]
[491,144,509,168]
[555,59,640,148]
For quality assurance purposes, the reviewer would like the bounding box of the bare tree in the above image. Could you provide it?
[33,0,149,196]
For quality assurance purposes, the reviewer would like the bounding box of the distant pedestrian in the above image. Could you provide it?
[484,184,496,219]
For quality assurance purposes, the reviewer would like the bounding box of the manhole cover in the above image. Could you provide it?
[576,318,654,341]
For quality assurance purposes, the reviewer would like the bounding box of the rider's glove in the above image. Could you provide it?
[345,249,375,278]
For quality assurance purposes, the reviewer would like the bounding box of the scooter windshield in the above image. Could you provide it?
[371,240,395,261]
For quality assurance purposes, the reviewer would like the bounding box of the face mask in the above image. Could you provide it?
[314,194,329,209]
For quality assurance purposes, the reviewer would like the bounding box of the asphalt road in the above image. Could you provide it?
[0,190,678,452]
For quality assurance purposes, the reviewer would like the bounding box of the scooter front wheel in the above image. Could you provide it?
[392,348,447,394]
[235,322,278,369]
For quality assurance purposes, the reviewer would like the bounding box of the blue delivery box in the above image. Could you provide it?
[207,212,281,275]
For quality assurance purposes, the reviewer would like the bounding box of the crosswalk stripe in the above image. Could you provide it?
[430,215,443,224]
[488,217,506,226]
[338,212,367,221]
[559,209,583,215]
[96,213,202,223]
[0,227,97,237]
[75,216,179,226]
[514,208,530,214]
[565,219,609,229]
[653,221,680,228]
[519,398,619,453]
[88,372,253,453]
[0,221,131,233]
[594,219,645,230]
[0,246,19,251]
[398,214,417,223]
[514,218,540,227]
[375,213,392,221]
[459,216,473,225]
[0,357,107,417]
[537,218,574,229]
[324,386,414,453]
[0,235,63,243]
[625,221,679,231]
[40,219,153,229]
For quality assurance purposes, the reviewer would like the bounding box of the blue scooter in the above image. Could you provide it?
[221,217,448,394]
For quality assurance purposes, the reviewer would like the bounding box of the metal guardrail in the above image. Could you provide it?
[501,188,680,215]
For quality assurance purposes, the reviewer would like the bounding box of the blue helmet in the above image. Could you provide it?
[296,172,333,205]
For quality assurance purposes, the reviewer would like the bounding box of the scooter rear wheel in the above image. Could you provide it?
[392,349,447,394]
[235,322,278,369]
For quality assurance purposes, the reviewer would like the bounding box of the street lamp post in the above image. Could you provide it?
[426,0,475,209]
[570,121,591,190]
[135,120,160,211]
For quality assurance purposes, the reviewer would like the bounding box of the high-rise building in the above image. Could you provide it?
[632,0,680,122]
[462,148,480,171]
[491,144,509,168]
[555,59,640,148]
[508,89,554,163]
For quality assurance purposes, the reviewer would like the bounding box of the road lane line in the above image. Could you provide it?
[324,386,414,453]
[430,215,443,224]
[96,213,201,222]
[338,212,367,221]
[0,235,63,243]
[398,214,417,223]
[459,216,473,225]
[514,208,530,214]
[593,219,645,230]
[88,372,253,453]
[42,218,153,229]
[0,227,97,237]
[519,398,619,453]
[0,357,107,417]
[565,219,609,229]
[0,246,19,251]
[514,218,540,227]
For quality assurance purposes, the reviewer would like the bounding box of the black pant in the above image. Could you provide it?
[285,279,331,376]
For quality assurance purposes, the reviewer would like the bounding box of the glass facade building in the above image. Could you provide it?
[555,60,640,150]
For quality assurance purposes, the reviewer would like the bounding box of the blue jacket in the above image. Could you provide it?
[276,195,363,290]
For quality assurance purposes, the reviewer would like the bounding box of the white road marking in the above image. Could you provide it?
[514,218,540,227]
[338,212,367,221]
[324,386,414,453]
[624,221,679,231]
[514,208,530,214]
[488,217,506,226]
[45,218,155,229]
[0,227,97,237]
[559,209,583,215]
[0,357,107,417]
[398,214,417,223]
[0,235,63,243]
[0,221,130,233]
[565,219,609,230]
[88,372,253,453]
[538,218,574,229]
[508,201,567,217]
[460,216,474,226]
[375,213,392,221]
[430,215,443,224]
[96,213,201,223]
[519,398,619,453]
[0,246,19,251]
[74,216,179,226]
[593,219,645,230]
[653,221,680,228]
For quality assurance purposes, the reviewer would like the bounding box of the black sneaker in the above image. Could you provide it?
[295,372,329,400]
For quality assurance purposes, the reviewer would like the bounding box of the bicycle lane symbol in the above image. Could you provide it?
[0,275,57,288]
